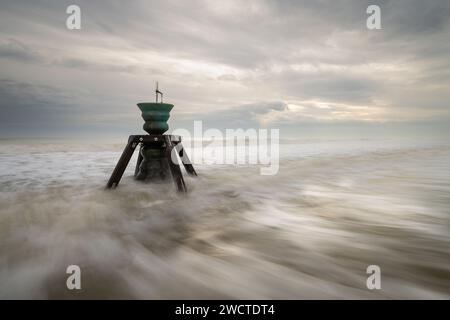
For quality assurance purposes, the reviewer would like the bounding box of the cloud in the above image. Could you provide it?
[0,79,140,137]
[0,38,43,63]
[198,101,288,128]
[0,0,449,137]
[0,79,74,135]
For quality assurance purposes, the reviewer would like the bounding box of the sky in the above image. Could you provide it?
[0,0,449,139]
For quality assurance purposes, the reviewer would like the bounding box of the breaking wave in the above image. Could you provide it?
[0,138,449,299]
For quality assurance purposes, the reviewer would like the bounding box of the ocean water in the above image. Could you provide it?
[0,138,449,299]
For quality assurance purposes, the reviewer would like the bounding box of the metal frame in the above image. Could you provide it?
[106,134,196,192]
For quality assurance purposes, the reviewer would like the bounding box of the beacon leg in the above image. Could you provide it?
[106,136,138,189]
[134,146,143,177]
[175,142,197,176]
[165,137,187,192]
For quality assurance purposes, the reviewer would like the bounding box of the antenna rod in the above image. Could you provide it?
[156,81,163,103]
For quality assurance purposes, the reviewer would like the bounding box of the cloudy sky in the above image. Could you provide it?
[0,0,449,138]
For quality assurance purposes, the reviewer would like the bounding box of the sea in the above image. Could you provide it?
[0,137,449,299]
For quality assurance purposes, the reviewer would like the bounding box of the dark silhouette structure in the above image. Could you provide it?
[106,85,196,192]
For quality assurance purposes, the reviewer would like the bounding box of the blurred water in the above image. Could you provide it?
[0,138,449,299]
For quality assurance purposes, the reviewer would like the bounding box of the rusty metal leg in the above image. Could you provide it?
[134,146,143,177]
[165,137,187,192]
[106,136,138,189]
[175,142,197,176]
